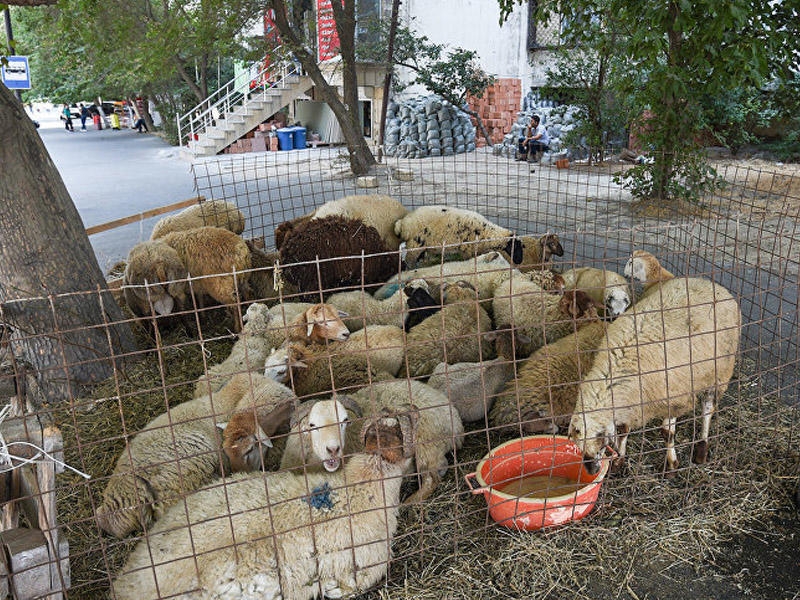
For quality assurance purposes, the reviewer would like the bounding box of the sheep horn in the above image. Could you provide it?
[398,403,419,459]
[289,400,316,430]
[336,395,363,418]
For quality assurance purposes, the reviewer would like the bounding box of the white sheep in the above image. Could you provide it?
[311,194,409,250]
[561,266,632,319]
[569,272,742,474]
[264,302,351,351]
[492,273,602,359]
[426,358,516,423]
[262,341,395,400]
[193,302,274,398]
[403,280,495,378]
[279,396,364,474]
[327,279,429,332]
[624,249,676,298]
[490,319,607,435]
[394,205,524,267]
[150,199,246,239]
[96,372,295,538]
[111,410,417,600]
[373,251,514,302]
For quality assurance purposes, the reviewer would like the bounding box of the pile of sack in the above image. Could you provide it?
[383,95,477,158]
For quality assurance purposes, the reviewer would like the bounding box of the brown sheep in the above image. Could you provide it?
[160,226,252,331]
[278,215,399,300]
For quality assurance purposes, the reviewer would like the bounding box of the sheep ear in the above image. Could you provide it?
[290,359,308,369]
[337,310,349,318]
[337,395,363,418]
[216,421,228,431]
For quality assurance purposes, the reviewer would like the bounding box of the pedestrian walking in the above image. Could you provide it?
[79,103,89,131]
[62,104,74,132]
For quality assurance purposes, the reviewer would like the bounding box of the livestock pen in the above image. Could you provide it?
[1,148,799,599]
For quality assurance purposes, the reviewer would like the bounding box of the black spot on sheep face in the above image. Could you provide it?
[505,236,524,264]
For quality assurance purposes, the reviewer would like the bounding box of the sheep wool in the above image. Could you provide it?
[570,275,741,474]
[279,215,399,300]
[160,226,252,330]
[490,319,607,435]
[150,199,246,239]
[112,413,414,600]
[122,239,189,319]
[427,358,516,423]
[394,205,523,267]
[311,194,409,250]
[403,281,495,378]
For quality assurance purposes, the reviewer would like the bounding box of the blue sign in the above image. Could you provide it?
[1,56,31,90]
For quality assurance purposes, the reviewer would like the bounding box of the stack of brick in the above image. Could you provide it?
[466,78,522,148]
[383,95,477,159]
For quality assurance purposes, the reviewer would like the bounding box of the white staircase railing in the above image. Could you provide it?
[177,49,302,150]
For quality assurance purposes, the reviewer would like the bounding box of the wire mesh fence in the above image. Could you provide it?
[1,147,799,599]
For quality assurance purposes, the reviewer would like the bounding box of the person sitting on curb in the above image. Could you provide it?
[134,116,149,133]
[517,114,550,162]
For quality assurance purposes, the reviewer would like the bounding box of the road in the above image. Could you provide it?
[37,107,197,271]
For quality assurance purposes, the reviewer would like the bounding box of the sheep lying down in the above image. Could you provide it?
[112,409,417,600]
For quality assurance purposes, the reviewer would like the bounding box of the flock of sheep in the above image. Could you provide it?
[109,195,742,599]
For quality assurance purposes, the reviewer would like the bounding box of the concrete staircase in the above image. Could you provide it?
[178,62,313,159]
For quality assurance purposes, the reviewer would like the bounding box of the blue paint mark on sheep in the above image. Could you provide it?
[302,482,337,511]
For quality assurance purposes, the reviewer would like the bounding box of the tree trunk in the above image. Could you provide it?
[270,0,376,175]
[0,84,137,402]
[463,107,493,148]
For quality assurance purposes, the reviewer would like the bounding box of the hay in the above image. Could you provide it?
[49,340,799,598]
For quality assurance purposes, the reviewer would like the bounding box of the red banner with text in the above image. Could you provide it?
[317,0,340,62]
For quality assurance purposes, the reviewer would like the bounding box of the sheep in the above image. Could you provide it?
[150,199,246,239]
[491,270,602,359]
[624,249,676,298]
[351,379,465,503]
[334,324,407,377]
[374,251,514,302]
[263,341,395,400]
[96,372,296,538]
[263,302,351,351]
[159,226,252,331]
[193,302,275,398]
[568,274,741,475]
[122,239,189,320]
[278,215,399,300]
[490,319,608,435]
[427,358,516,423]
[403,280,495,378]
[279,396,364,474]
[274,210,315,250]
[562,266,632,319]
[326,278,429,332]
[311,194,409,250]
[403,282,443,331]
[393,205,524,267]
[509,233,565,272]
[111,409,417,600]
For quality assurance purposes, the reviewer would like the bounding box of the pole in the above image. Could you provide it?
[377,0,400,163]
[3,8,23,102]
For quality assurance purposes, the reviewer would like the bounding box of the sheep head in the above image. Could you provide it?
[624,250,674,286]
[241,303,273,334]
[220,411,272,473]
[503,235,524,265]
[221,398,295,473]
[361,404,419,465]
[559,289,604,322]
[123,240,189,317]
[605,285,632,318]
[264,344,308,383]
[568,399,617,475]
[441,280,478,305]
[295,304,350,343]
[292,397,356,472]
[540,233,565,262]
